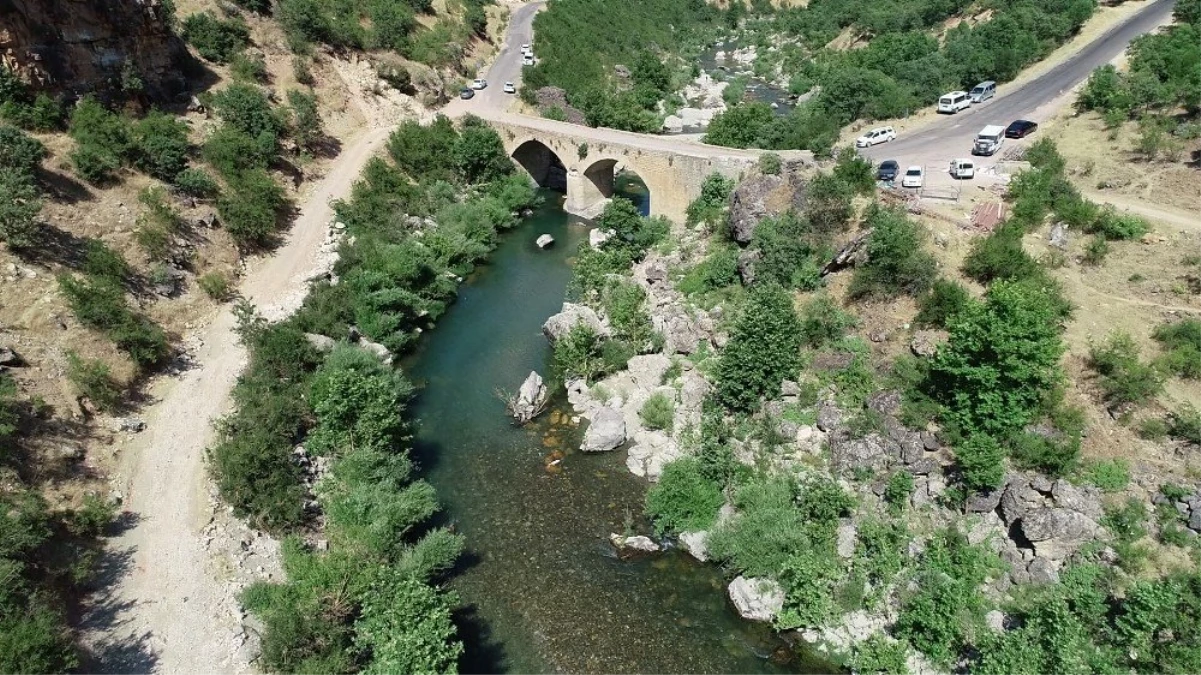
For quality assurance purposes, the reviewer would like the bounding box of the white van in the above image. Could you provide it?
[938,91,970,114]
[950,158,975,179]
[969,81,996,104]
[972,125,1006,156]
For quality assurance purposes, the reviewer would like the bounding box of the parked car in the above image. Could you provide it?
[901,165,924,188]
[856,126,896,147]
[459,87,475,100]
[1005,119,1038,138]
[503,81,516,94]
[950,158,976,179]
[969,81,996,104]
[876,160,900,182]
[522,55,535,66]
[938,91,970,113]
[471,78,488,90]
[521,43,530,53]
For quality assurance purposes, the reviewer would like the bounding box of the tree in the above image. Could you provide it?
[180,12,251,63]
[219,168,286,249]
[0,168,42,249]
[805,173,855,235]
[597,198,665,259]
[286,90,323,153]
[387,116,458,182]
[453,119,511,184]
[832,146,875,194]
[703,102,774,148]
[715,283,803,411]
[928,280,1066,437]
[848,206,936,300]
[210,84,284,140]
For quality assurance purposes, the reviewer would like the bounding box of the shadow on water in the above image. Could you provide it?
[406,188,825,674]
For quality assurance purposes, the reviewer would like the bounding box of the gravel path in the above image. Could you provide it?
[79,126,391,674]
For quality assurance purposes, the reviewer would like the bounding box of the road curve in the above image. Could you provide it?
[863,0,1176,164]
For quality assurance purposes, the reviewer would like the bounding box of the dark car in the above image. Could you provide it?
[459,87,475,100]
[1005,120,1038,138]
[876,160,900,182]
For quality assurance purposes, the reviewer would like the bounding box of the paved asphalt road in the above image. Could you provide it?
[861,0,1177,174]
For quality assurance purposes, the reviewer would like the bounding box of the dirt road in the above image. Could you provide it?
[80,126,391,674]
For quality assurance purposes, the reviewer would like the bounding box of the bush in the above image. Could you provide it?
[750,211,823,290]
[1078,458,1130,492]
[286,90,323,153]
[805,173,855,235]
[0,168,42,249]
[65,352,122,412]
[645,458,723,535]
[181,12,251,63]
[453,119,511,184]
[1088,331,1162,407]
[1090,208,1149,241]
[387,116,458,182]
[1168,404,1201,444]
[677,244,740,296]
[715,283,803,411]
[883,471,914,513]
[758,152,783,175]
[962,222,1040,284]
[173,168,220,198]
[353,568,462,674]
[199,271,232,300]
[0,125,47,176]
[57,275,170,367]
[955,434,1005,492]
[708,477,816,577]
[1152,318,1201,379]
[597,198,667,260]
[832,146,875,195]
[210,84,284,140]
[848,206,936,300]
[639,392,675,431]
[798,293,856,348]
[685,172,735,230]
[603,280,656,350]
[203,124,276,177]
[68,97,131,184]
[1082,234,1109,266]
[231,51,269,83]
[914,279,971,329]
[219,168,287,249]
[1009,429,1080,476]
[703,102,774,148]
[82,239,130,283]
[132,110,190,182]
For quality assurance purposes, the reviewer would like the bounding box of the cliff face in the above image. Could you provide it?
[0,0,193,100]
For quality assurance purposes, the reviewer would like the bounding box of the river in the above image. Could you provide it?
[404,187,823,673]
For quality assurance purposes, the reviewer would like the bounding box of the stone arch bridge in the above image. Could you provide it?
[481,112,810,222]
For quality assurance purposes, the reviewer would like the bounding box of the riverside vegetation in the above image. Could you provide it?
[208,116,537,673]
[546,139,1201,674]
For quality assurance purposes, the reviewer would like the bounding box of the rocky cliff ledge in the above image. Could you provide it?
[0,0,192,100]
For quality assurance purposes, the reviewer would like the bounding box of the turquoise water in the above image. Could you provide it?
[405,190,819,673]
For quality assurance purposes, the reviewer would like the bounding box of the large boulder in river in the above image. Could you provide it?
[581,407,626,452]
[542,303,609,342]
[510,371,548,423]
[728,576,785,622]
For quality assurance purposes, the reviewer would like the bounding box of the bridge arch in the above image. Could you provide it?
[569,155,652,219]
[511,138,567,192]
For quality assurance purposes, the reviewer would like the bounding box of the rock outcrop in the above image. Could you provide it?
[728,576,784,622]
[510,371,548,424]
[581,407,626,453]
[542,303,609,342]
[0,0,194,100]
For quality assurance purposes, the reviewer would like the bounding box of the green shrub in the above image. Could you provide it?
[353,567,462,674]
[453,118,511,184]
[848,206,936,300]
[132,110,190,181]
[955,434,1005,492]
[230,51,269,83]
[181,12,251,63]
[551,324,606,382]
[805,172,855,235]
[1168,403,1201,444]
[1138,416,1170,439]
[708,477,816,577]
[307,346,413,456]
[596,198,667,261]
[750,211,823,290]
[1090,208,1149,240]
[210,83,284,140]
[1009,429,1080,476]
[914,278,971,329]
[758,152,783,175]
[832,146,875,195]
[286,90,323,153]
[603,280,655,350]
[57,275,169,367]
[1078,458,1130,492]
[685,172,735,230]
[645,458,723,535]
[0,168,42,249]
[203,124,277,177]
[173,168,220,198]
[883,471,914,513]
[82,239,130,283]
[677,244,739,296]
[798,293,856,349]
[639,392,675,431]
[962,222,1040,284]
[65,352,122,412]
[68,97,130,183]
[387,116,459,182]
[219,168,287,249]
[69,144,122,184]
[0,125,47,176]
[850,635,910,675]
[716,284,803,411]
[1152,318,1201,379]
[199,271,232,300]
[1082,234,1109,266]
[1088,331,1162,407]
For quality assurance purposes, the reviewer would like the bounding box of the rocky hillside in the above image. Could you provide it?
[0,0,193,100]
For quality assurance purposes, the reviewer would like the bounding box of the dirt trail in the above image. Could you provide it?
[80,125,391,674]
[1082,190,1201,232]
